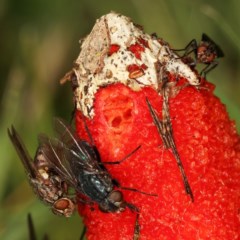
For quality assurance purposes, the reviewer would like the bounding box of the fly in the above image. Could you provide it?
[7,127,75,217]
[173,33,224,78]
[39,117,157,240]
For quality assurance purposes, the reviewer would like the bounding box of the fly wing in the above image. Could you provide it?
[38,118,102,191]
[8,126,36,178]
[53,117,99,170]
[38,134,78,188]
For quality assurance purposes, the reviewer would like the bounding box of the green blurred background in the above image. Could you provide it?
[0,0,239,239]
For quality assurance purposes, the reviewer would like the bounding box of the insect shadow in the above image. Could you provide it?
[7,127,76,217]
[173,33,224,79]
[27,213,85,240]
[39,117,157,240]
[27,213,49,240]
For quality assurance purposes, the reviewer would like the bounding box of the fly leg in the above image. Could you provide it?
[123,204,140,240]
[133,213,140,240]
[101,145,141,165]
[112,179,158,197]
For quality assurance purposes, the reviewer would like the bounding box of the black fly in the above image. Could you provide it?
[39,117,156,240]
[173,33,224,78]
[7,127,75,217]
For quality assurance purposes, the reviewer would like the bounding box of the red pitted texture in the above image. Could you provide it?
[76,83,240,240]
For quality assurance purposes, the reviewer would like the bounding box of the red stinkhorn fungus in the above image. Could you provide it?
[64,12,240,240]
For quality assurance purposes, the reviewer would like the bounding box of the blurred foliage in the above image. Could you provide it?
[0,0,239,239]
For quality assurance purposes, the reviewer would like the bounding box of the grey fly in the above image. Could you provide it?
[8,127,75,217]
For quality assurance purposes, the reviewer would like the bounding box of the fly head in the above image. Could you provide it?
[99,190,126,213]
[8,126,75,217]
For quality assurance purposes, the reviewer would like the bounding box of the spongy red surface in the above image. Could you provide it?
[76,83,240,240]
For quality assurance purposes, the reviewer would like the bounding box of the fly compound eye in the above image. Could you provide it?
[109,190,123,205]
[99,191,126,213]
[54,198,70,210]
[109,190,126,211]
[52,198,75,217]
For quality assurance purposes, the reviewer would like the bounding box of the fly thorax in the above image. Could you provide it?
[34,147,49,168]
[38,168,49,180]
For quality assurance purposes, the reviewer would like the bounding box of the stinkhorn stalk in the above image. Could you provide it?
[62,12,240,240]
